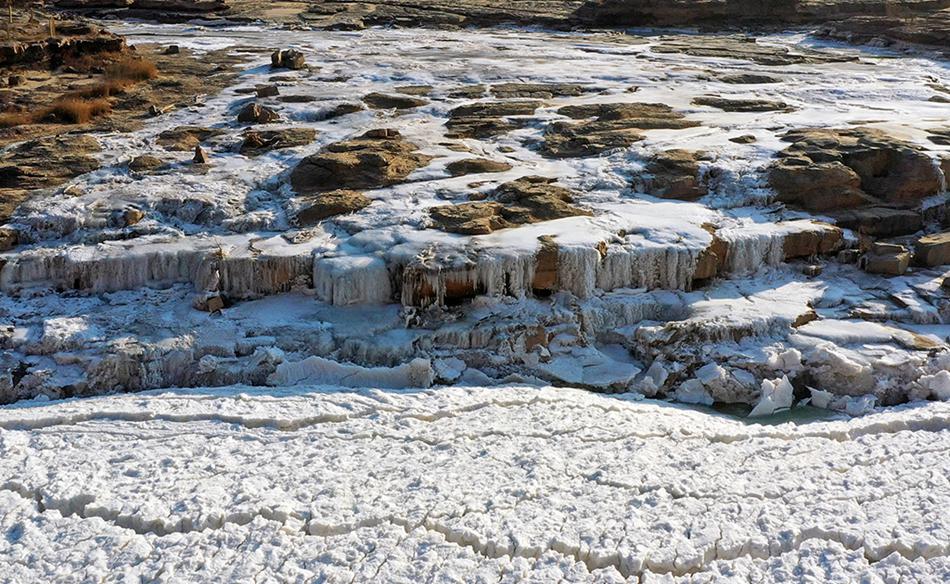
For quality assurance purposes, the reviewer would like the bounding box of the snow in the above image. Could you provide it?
[0,384,948,582]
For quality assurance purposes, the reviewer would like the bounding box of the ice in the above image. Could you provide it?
[749,376,795,417]
[267,356,435,388]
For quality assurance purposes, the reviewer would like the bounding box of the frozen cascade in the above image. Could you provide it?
[595,244,701,292]
[314,255,393,306]
[719,228,786,275]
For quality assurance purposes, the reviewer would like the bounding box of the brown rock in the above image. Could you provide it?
[693,96,793,112]
[295,190,372,225]
[719,73,781,84]
[429,176,591,235]
[128,155,164,172]
[729,134,757,144]
[445,158,513,177]
[862,242,912,276]
[0,227,19,251]
[256,85,280,98]
[641,150,707,200]
[445,100,542,139]
[193,145,210,165]
[831,207,923,237]
[770,160,868,211]
[489,83,593,99]
[157,126,225,151]
[240,128,317,155]
[271,49,306,70]
[290,129,432,194]
[237,103,281,124]
[363,92,429,110]
[782,222,844,259]
[394,85,433,96]
[914,232,950,267]
[533,235,559,293]
[694,227,729,282]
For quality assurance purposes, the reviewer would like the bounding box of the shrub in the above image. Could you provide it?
[104,57,158,82]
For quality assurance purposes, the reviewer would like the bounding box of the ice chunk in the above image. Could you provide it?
[749,376,794,417]
[268,356,434,388]
[919,371,950,401]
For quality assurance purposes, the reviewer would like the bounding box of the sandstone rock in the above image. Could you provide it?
[694,226,729,281]
[640,150,707,200]
[831,207,924,237]
[782,222,844,259]
[770,128,942,210]
[445,158,513,177]
[237,103,281,124]
[157,126,225,151]
[429,176,591,235]
[0,135,100,195]
[489,82,592,99]
[817,9,950,48]
[693,96,793,112]
[914,232,950,267]
[295,190,372,225]
[729,134,757,144]
[363,92,429,110]
[193,145,210,165]
[862,242,912,276]
[256,85,280,98]
[445,100,542,139]
[319,103,365,120]
[394,85,433,96]
[240,128,317,155]
[542,103,698,158]
[271,49,306,70]
[128,155,164,172]
[290,129,432,193]
[649,36,854,67]
[532,235,559,293]
[720,73,781,84]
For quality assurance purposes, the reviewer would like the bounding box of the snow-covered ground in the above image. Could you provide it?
[0,384,948,582]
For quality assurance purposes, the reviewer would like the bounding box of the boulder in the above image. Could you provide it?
[256,85,280,98]
[271,49,307,70]
[782,222,844,259]
[729,134,757,144]
[363,92,429,110]
[915,232,950,267]
[445,158,513,177]
[862,242,912,276]
[128,155,164,172]
[295,190,372,225]
[429,176,591,235]
[240,128,317,155]
[290,129,432,194]
[193,145,210,165]
[770,128,942,209]
[831,207,923,237]
[237,103,281,124]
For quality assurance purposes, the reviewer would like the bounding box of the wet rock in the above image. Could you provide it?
[445,100,542,139]
[770,128,942,210]
[363,92,429,110]
[193,145,210,165]
[319,103,365,120]
[295,190,372,225]
[128,155,164,172]
[445,158,513,176]
[240,128,317,155]
[157,126,226,151]
[256,85,280,98]
[271,49,306,70]
[429,176,591,235]
[290,129,432,194]
[693,96,793,112]
[914,232,950,267]
[861,242,912,276]
[237,103,281,124]
[639,150,707,200]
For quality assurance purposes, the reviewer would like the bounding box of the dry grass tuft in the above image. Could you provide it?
[42,98,113,124]
[105,58,159,82]
[69,80,133,99]
[0,111,34,128]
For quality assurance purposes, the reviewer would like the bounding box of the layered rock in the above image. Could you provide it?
[445,100,542,139]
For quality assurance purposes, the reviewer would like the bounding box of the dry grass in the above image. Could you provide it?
[0,111,34,128]
[42,98,112,124]
[104,58,159,82]
[69,80,133,99]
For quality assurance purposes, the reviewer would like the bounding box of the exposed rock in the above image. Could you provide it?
[532,235,560,293]
[271,49,307,70]
[928,128,950,146]
[445,158,513,176]
[489,83,593,99]
[445,100,542,139]
[394,85,433,96]
[300,0,585,29]
[319,103,365,120]
[720,73,781,84]
[831,207,924,237]
[639,150,707,200]
[914,232,950,266]
[193,145,210,164]
[542,102,699,158]
[165,45,181,55]
[770,128,942,210]
[237,103,281,124]
[649,36,854,67]
[0,28,127,70]
[862,242,912,276]
[256,85,280,98]
[157,126,226,151]
[240,128,317,155]
[782,222,844,258]
[128,155,164,172]
[693,96,793,112]
[363,92,429,110]
[429,176,591,235]
[729,134,757,144]
[290,129,432,194]
[295,190,372,225]
[817,9,950,48]
[0,227,19,251]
